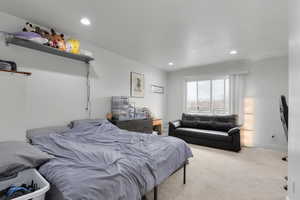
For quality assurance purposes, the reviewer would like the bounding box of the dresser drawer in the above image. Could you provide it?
[113,119,152,134]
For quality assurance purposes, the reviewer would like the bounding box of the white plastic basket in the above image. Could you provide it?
[0,168,50,200]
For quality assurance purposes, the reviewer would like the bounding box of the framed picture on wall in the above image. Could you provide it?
[151,85,164,94]
[130,72,145,98]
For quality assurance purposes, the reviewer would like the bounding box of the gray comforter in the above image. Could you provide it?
[31,120,193,200]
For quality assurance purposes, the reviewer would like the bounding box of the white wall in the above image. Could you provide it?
[245,57,288,151]
[167,56,288,151]
[83,44,167,120]
[288,0,300,199]
[0,12,167,141]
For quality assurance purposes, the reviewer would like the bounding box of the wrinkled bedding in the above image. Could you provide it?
[31,120,193,200]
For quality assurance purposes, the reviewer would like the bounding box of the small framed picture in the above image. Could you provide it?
[151,85,164,94]
[130,72,145,98]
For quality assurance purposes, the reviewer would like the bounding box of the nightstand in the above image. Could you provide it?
[152,119,163,135]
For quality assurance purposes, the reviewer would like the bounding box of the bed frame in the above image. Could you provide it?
[142,161,187,200]
[46,161,187,200]
[28,124,189,200]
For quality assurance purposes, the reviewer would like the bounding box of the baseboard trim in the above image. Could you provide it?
[253,144,288,152]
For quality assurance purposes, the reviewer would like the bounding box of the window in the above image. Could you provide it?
[186,78,230,114]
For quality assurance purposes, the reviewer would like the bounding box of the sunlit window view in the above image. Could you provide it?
[197,80,211,112]
[186,78,230,114]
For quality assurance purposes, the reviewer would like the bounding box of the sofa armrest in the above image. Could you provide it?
[228,127,241,152]
[168,120,181,136]
[228,127,240,136]
[169,120,181,129]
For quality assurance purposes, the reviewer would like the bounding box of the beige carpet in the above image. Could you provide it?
[145,144,287,200]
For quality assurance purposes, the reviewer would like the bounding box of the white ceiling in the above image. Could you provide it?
[0,0,287,71]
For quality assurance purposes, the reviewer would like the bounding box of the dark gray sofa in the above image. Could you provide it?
[169,113,241,152]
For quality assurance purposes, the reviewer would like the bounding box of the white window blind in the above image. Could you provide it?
[186,78,230,114]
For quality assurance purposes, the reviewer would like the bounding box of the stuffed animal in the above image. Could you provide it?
[66,39,80,54]
[22,23,68,51]
[17,22,48,44]
[42,31,53,47]
[35,30,54,47]
[22,22,35,32]
[50,29,66,51]
[20,23,47,42]
[34,26,47,38]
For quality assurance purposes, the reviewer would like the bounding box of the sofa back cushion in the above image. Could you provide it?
[181,120,215,130]
[182,113,212,122]
[181,120,198,128]
[214,115,237,124]
[213,122,235,132]
[181,113,238,131]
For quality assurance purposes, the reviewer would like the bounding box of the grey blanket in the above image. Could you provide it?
[31,120,193,200]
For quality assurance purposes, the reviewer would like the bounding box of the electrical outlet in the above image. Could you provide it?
[272,135,275,139]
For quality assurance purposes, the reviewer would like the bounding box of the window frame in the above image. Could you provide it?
[184,76,230,115]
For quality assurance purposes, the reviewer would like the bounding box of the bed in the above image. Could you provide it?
[27,119,193,200]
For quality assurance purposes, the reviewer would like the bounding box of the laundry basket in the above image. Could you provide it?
[0,168,50,200]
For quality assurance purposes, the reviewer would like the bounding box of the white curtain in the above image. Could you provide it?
[229,74,246,125]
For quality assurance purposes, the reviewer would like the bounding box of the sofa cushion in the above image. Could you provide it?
[182,120,216,130]
[182,113,213,122]
[175,128,232,142]
[213,115,237,124]
[196,121,215,130]
[182,113,238,125]
[213,122,235,132]
[181,120,235,132]
[181,120,199,128]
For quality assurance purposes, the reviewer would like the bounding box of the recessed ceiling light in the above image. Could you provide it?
[168,62,174,66]
[230,50,238,55]
[80,17,91,26]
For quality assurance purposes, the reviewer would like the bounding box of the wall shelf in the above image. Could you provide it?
[5,35,94,64]
[0,69,31,76]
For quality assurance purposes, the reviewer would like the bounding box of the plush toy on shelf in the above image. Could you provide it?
[16,22,48,44]
[22,22,35,32]
[66,39,80,54]
[34,26,47,38]
[18,22,83,53]
[42,31,52,46]
[50,29,66,51]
